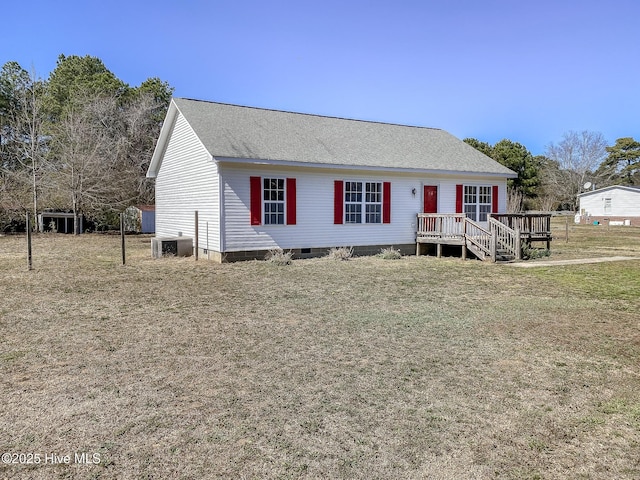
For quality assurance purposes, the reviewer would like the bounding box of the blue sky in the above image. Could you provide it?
[2,0,638,155]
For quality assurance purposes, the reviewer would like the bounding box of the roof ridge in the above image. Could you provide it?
[174,97,443,132]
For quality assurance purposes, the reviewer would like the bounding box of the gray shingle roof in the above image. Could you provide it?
[170,97,516,176]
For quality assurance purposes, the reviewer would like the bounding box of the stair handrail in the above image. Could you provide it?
[489,217,521,260]
[464,218,493,260]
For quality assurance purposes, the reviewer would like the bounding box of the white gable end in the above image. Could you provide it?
[155,112,221,251]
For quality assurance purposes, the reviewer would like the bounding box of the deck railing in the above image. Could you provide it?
[489,213,551,236]
[417,212,551,261]
[417,213,465,239]
[489,217,521,260]
[465,218,493,260]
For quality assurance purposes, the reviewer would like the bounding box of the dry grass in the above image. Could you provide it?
[0,228,639,479]
[326,246,354,261]
[548,216,640,260]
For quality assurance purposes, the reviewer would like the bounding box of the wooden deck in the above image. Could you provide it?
[490,213,552,248]
[416,213,553,262]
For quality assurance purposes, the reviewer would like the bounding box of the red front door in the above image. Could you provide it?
[423,185,438,213]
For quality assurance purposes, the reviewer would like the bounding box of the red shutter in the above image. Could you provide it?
[334,180,343,224]
[455,184,463,213]
[250,176,261,225]
[382,181,391,224]
[492,185,499,214]
[286,178,296,225]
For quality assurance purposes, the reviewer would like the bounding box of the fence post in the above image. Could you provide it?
[120,213,126,265]
[194,210,199,261]
[26,213,33,271]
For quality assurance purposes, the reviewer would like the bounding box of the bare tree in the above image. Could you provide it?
[12,73,48,227]
[545,131,608,210]
[117,93,165,205]
[48,92,163,233]
[0,67,48,228]
[506,187,524,213]
[50,94,118,233]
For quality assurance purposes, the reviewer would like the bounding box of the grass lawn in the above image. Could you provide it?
[1,224,639,479]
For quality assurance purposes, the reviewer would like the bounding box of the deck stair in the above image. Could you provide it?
[416,213,552,262]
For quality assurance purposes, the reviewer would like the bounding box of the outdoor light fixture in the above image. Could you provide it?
[412,188,416,196]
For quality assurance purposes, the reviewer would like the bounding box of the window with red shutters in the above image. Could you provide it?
[335,180,390,224]
[250,176,296,225]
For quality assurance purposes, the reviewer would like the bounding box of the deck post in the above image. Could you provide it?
[490,231,496,262]
[437,243,442,258]
[515,227,522,260]
[462,217,468,260]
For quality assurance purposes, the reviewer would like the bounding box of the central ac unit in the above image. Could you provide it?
[151,236,193,258]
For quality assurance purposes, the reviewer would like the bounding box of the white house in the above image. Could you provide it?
[578,185,640,226]
[146,98,517,262]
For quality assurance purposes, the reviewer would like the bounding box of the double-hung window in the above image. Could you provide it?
[344,181,382,224]
[263,178,285,225]
[250,176,296,226]
[334,180,390,225]
[365,182,382,223]
[345,181,363,223]
[463,185,492,222]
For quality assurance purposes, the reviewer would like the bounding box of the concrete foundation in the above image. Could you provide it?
[196,244,416,263]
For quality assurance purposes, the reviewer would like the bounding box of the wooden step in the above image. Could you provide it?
[466,243,488,261]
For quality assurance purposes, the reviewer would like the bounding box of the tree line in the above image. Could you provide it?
[2,54,638,232]
[0,54,173,232]
[464,132,640,212]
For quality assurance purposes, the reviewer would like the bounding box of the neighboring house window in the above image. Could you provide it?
[334,180,391,224]
[604,197,612,214]
[461,185,493,222]
[250,176,296,226]
[263,178,285,225]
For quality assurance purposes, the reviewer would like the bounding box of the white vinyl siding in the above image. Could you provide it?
[221,164,508,252]
[155,112,220,251]
[579,187,640,217]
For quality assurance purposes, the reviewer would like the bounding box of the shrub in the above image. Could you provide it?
[265,248,293,266]
[522,244,551,260]
[378,246,402,260]
[327,246,353,261]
